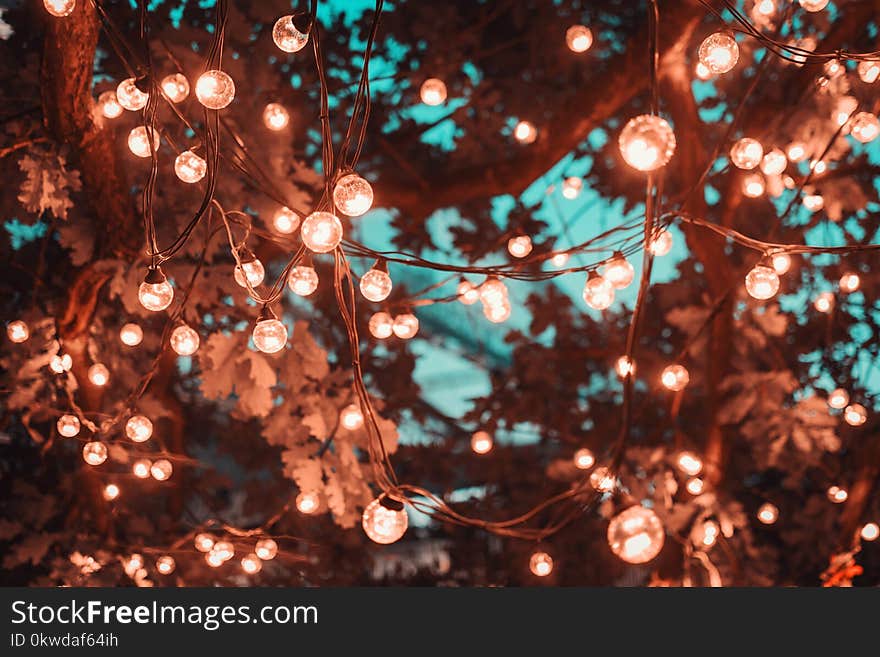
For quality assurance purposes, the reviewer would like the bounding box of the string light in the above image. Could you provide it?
[392,313,419,339]
[470,431,493,454]
[206,550,224,568]
[771,253,791,275]
[507,235,533,258]
[745,263,779,300]
[648,229,673,256]
[615,355,636,379]
[753,0,776,18]
[686,477,705,495]
[333,173,374,217]
[56,414,81,438]
[233,256,266,288]
[272,15,309,53]
[695,61,713,81]
[252,316,288,354]
[156,555,176,575]
[119,323,143,346]
[826,485,848,504]
[529,552,554,576]
[757,502,779,525]
[124,554,145,576]
[813,292,834,313]
[138,268,174,312]
[241,554,262,574]
[262,103,290,131]
[607,505,665,564]
[195,70,236,109]
[44,0,75,17]
[116,78,148,111]
[513,120,538,144]
[296,491,319,514]
[483,300,511,323]
[103,484,120,501]
[50,354,72,373]
[160,73,189,103]
[128,126,160,158]
[151,459,173,481]
[301,211,343,253]
[698,32,739,75]
[798,0,829,11]
[844,403,867,426]
[194,533,215,553]
[730,138,764,170]
[88,363,109,386]
[857,60,880,84]
[839,272,860,293]
[457,280,480,305]
[213,541,234,561]
[551,252,570,267]
[272,207,300,234]
[565,24,593,53]
[82,441,108,466]
[7,320,29,343]
[255,539,277,560]
[420,78,447,106]
[561,177,582,199]
[828,388,849,410]
[368,312,394,339]
[786,142,808,162]
[676,451,703,476]
[132,459,152,478]
[618,114,676,171]
[125,415,153,443]
[573,447,595,470]
[742,173,765,198]
[362,496,408,544]
[861,523,880,541]
[802,194,824,212]
[359,261,392,302]
[833,96,857,127]
[174,150,207,183]
[288,265,319,296]
[170,324,200,356]
[590,466,615,493]
[603,253,635,289]
[98,90,123,119]
[582,274,614,310]
[340,404,364,431]
[661,364,690,392]
[850,112,880,144]
[760,148,787,176]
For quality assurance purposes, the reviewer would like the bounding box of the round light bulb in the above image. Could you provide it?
[771,253,791,275]
[194,533,215,553]
[103,484,120,501]
[138,278,174,312]
[116,78,148,111]
[677,451,703,476]
[420,78,447,106]
[156,555,176,575]
[262,103,290,130]
[603,255,635,289]
[359,267,392,302]
[857,60,880,84]
[827,485,848,504]
[757,502,778,524]
[82,441,108,466]
[7,320,29,343]
[861,522,880,541]
[850,112,880,144]
[828,388,849,410]
[368,311,394,339]
[195,70,235,109]
[206,551,224,568]
[479,278,508,306]
[273,207,300,234]
[241,554,262,574]
[255,538,278,560]
[296,491,319,514]
[301,211,343,253]
[340,404,364,431]
[573,447,595,470]
[213,541,234,561]
[761,148,787,176]
[561,177,582,200]
[798,0,829,11]
[150,459,173,481]
[170,324,199,356]
[661,364,690,391]
[457,280,480,305]
[754,0,776,17]
[700,520,720,548]
[745,264,779,300]
[844,403,867,426]
[174,150,207,183]
[333,173,374,217]
[272,15,309,53]
[392,313,419,339]
[552,252,570,267]
[695,61,713,80]
[507,235,533,258]
[529,552,554,577]
[619,114,676,171]
[50,353,72,374]
[730,137,764,170]
[362,497,408,545]
[803,194,824,212]
[590,466,616,493]
[98,90,123,119]
[88,363,109,386]
[566,24,593,53]
[471,430,493,454]
[234,259,266,288]
[615,355,636,379]
[161,73,189,103]
[288,265,319,296]
[44,0,75,17]
[786,142,808,162]
[513,120,537,144]
[252,319,288,354]
[56,414,80,438]
[839,272,860,293]
[742,173,765,198]
[483,300,512,324]
[582,275,614,310]
[128,126,160,158]
[686,477,705,495]
[698,32,739,74]
[120,323,143,346]
[607,505,665,564]
[814,292,834,313]
[126,415,153,442]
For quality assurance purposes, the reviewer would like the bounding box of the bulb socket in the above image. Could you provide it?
[238,249,257,264]
[292,12,314,34]
[134,75,152,94]
[144,267,166,285]
[370,259,389,274]
[256,305,277,323]
[379,495,405,512]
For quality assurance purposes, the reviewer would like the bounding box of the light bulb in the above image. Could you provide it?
[814,292,834,313]
[798,0,828,11]
[470,431,493,454]
[56,414,81,438]
[103,483,120,501]
[607,505,665,564]
[117,326,143,352]
[513,120,537,144]
[861,522,880,541]
[170,324,199,356]
[483,300,512,324]
[128,126,160,158]
[234,258,266,288]
[241,554,262,574]
[125,554,144,575]
[615,355,636,379]
[288,265,319,296]
[156,555,175,575]
[296,491,319,514]
[566,24,593,53]
[619,114,676,171]
[150,459,173,481]
[88,363,109,386]
[262,103,290,130]
[698,32,739,74]
[833,96,857,127]
[50,353,72,373]
[392,313,419,339]
[828,388,849,410]
[161,73,189,103]
[582,275,614,310]
[174,150,207,183]
[757,502,778,524]
[823,59,844,80]
[340,404,364,431]
[771,253,791,275]
[700,520,720,548]
[195,70,235,109]
[754,0,776,17]
[301,211,343,253]
[273,15,309,53]
[742,173,765,198]
[116,78,148,111]
[551,252,570,267]
[333,173,374,217]
[661,364,690,391]
[844,403,867,426]
[686,477,705,495]
[133,460,152,478]
[839,272,860,293]
[787,143,807,162]
[827,485,848,503]
[252,319,288,354]
[44,0,75,17]
[590,466,616,493]
[7,320,29,343]
[206,551,224,568]
[573,447,595,470]
[359,266,392,302]
[420,78,447,106]
[368,311,394,339]
[194,533,215,553]
[457,280,480,305]
[802,194,824,212]
[603,255,635,289]
[82,441,108,466]
[529,552,554,577]
[562,177,582,199]
[858,60,880,84]
[479,278,508,306]
[125,415,153,442]
[745,264,779,300]
[761,148,787,176]
[362,497,408,544]
[730,137,763,170]
[213,541,234,561]
[138,271,174,312]
[98,90,123,119]
[677,451,703,476]
[850,112,880,143]
[508,235,533,258]
[273,207,300,234]
[695,61,713,80]
[255,539,277,560]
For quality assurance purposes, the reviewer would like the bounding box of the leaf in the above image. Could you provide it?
[198,332,244,400]
[288,457,324,493]
[4,532,56,568]
[17,151,81,220]
[751,304,787,337]
[56,216,95,265]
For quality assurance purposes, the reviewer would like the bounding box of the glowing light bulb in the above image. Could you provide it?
[150,459,173,481]
[7,320,29,343]
[603,255,635,289]
[745,264,779,300]
[771,253,791,275]
[301,211,343,253]
[798,0,828,11]
[786,143,807,162]
[50,354,72,373]
[206,551,224,568]
[700,520,720,548]
[574,447,595,470]
[828,388,849,410]
[333,173,373,217]
[457,280,480,305]
[513,120,538,144]
[802,194,824,212]
[529,552,554,577]
[359,265,392,302]
[169,324,199,356]
[138,269,174,312]
[392,313,419,339]
[858,60,880,84]
[362,496,408,544]
[82,441,108,466]
[760,148,787,176]
[340,404,364,431]
[116,78,148,111]
[273,15,309,53]
[174,150,207,183]
[156,555,175,575]
[241,553,262,574]
[827,485,848,504]
[757,502,778,524]
[479,278,508,307]
[677,451,703,476]
[296,491,319,514]
[273,207,300,234]
[844,403,867,426]
[56,414,80,438]
[607,505,665,564]
[194,534,215,553]
[833,96,857,127]
[508,235,533,258]
[252,319,288,354]
[561,177,582,199]
[590,466,616,493]
[471,431,493,454]
[582,275,614,310]
[255,539,277,560]
[420,78,447,106]
[661,364,690,392]
[103,483,120,501]
[98,90,123,119]
[368,312,394,339]
[566,24,593,53]
[195,70,235,110]
[850,112,880,143]
[88,363,109,386]
[125,554,144,576]
[698,32,739,74]
[262,103,290,130]
[649,229,673,256]
[117,324,142,348]
[551,252,570,267]
[615,355,636,379]
[288,265,319,296]
[234,258,266,289]
[686,477,705,495]
[128,126,160,158]
[161,73,189,103]
[695,61,713,80]
[814,292,834,313]
[730,137,763,170]
[754,0,776,17]
[861,522,880,541]
[619,114,676,172]
[213,541,234,561]
[483,300,512,324]
[742,173,765,198]
[44,0,75,16]
[839,272,860,294]
[124,416,152,444]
